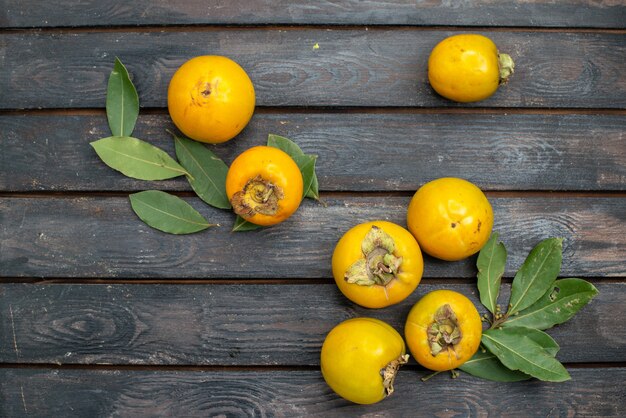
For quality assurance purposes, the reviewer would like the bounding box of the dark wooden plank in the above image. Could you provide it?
[1,196,624,279]
[2,30,625,109]
[2,112,625,193]
[0,282,618,365]
[3,1,625,28]
[1,367,624,417]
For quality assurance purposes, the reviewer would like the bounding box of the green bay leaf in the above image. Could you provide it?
[293,154,317,198]
[504,278,599,330]
[173,132,231,209]
[106,57,139,137]
[91,136,189,180]
[509,238,563,315]
[306,171,320,200]
[267,134,320,201]
[477,233,507,314]
[232,215,263,232]
[459,351,530,382]
[129,191,214,234]
[511,326,560,356]
[482,328,570,382]
[267,134,306,157]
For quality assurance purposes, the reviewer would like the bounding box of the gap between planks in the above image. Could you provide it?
[1,107,625,117]
[1,190,625,199]
[2,24,625,35]
[0,277,622,286]
[0,362,623,372]
[0,277,480,285]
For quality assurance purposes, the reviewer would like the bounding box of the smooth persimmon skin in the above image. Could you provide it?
[332,221,424,309]
[167,55,255,143]
[321,317,406,405]
[428,34,501,103]
[407,177,493,261]
[225,146,303,226]
[405,289,482,371]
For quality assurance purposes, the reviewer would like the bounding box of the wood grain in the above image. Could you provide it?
[1,367,624,417]
[2,112,625,193]
[0,282,618,366]
[1,196,624,279]
[1,30,625,109]
[3,1,625,28]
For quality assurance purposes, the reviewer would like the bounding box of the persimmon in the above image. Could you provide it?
[428,34,514,103]
[332,221,423,308]
[225,146,303,226]
[407,177,493,261]
[321,317,408,404]
[405,290,482,371]
[167,55,255,143]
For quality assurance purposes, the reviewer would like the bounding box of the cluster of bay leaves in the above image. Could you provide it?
[458,233,598,382]
[90,58,319,234]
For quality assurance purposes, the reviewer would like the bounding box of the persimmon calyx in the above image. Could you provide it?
[427,304,462,356]
[231,175,284,218]
[345,226,403,286]
[498,53,515,84]
[381,354,409,397]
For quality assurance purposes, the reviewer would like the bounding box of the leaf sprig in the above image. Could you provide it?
[458,234,599,382]
[91,58,320,234]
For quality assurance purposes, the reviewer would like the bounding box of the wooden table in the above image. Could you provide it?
[1,2,625,416]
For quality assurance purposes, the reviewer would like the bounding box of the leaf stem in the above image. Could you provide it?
[421,371,442,382]
[489,311,510,330]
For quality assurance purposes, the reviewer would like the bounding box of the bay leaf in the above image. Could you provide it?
[232,215,263,232]
[482,328,570,382]
[504,278,599,330]
[267,134,306,157]
[173,132,231,209]
[106,57,139,137]
[508,238,563,315]
[306,171,320,200]
[293,154,317,198]
[267,134,320,200]
[514,326,560,356]
[459,351,530,382]
[91,136,189,180]
[477,233,507,314]
[129,190,214,234]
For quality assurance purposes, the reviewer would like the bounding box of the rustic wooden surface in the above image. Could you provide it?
[3,31,626,109]
[1,196,625,278]
[1,1,625,416]
[1,283,624,365]
[4,1,625,28]
[2,368,625,417]
[3,113,625,192]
